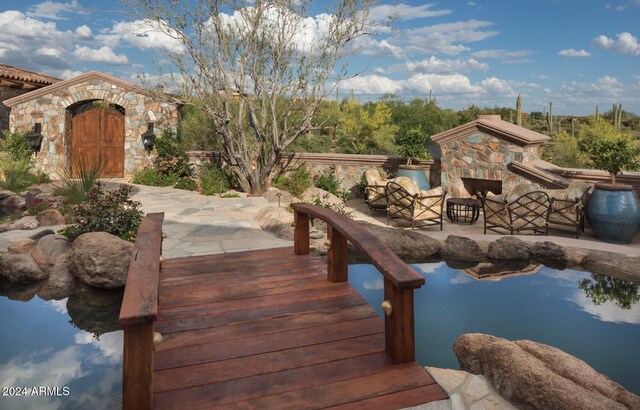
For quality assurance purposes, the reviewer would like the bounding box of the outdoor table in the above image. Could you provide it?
[446,198,481,224]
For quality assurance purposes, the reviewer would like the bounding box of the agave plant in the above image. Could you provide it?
[54,158,105,205]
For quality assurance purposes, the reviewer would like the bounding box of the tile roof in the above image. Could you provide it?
[0,63,61,87]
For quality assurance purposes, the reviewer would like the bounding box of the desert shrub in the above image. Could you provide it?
[273,165,312,198]
[314,166,349,202]
[132,167,175,187]
[0,158,34,193]
[199,163,231,195]
[134,130,196,189]
[0,131,32,163]
[54,159,102,205]
[27,197,53,215]
[59,183,143,241]
[174,177,198,191]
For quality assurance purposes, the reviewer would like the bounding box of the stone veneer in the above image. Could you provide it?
[6,72,179,179]
[440,131,541,198]
[0,86,26,131]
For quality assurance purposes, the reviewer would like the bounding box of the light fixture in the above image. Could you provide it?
[24,123,44,156]
[141,122,156,153]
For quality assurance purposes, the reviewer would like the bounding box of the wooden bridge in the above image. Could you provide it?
[119,204,448,409]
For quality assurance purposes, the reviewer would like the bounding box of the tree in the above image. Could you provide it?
[123,0,374,194]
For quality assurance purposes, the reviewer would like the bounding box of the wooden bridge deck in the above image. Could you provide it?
[152,247,447,409]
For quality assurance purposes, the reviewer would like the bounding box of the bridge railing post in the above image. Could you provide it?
[384,277,416,363]
[326,224,348,283]
[293,210,309,255]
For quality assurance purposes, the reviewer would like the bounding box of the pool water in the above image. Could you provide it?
[349,262,640,395]
[0,291,123,410]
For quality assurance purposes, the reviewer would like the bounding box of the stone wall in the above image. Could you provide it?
[0,87,25,132]
[187,151,440,197]
[440,131,542,198]
[8,75,179,178]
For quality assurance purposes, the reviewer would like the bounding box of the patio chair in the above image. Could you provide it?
[479,189,551,235]
[544,181,592,239]
[385,176,446,230]
[363,169,389,211]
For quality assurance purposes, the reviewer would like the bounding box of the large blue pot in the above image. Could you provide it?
[395,165,430,190]
[586,183,640,244]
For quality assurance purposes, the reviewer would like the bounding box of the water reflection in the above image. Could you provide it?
[579,274,640,310]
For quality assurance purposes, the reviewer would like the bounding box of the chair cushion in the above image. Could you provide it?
[364,169,382,186]
[507,183,539,203]
[565,181,590,201]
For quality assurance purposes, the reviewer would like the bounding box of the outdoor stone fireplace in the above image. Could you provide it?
[431,115,549,198]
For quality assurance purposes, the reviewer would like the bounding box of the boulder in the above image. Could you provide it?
[255,206,295,240]
[24,184,57,208]
[0,193,25,214]
[29,229,56,241]
[31,234,70,270]
[487,236,530,260]
[302,187,344,207]
[439,235,485,263]
[0,189,14,200]
[74,283,124,307]
[350,222,441,263]
[582,251,640,284]
[7,239,37,253]
[36,209,66,226]
[67,293,122,335]
[0,279,41,302]
[37,252,76,300]
[454,333,640,410]
[9,216,39,230]
[0,252,48,284]
[530,241,567,269]
[68,232,134,289]
[264,187,295,207]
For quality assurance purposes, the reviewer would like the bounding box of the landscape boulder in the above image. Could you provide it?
[350,222,441,263]
[0,252,48,284]
[487,236,530,260]
[264,187,295,207]
[31,234,70,270]
[530,241,568,269]
[37,252,76,300]
[36,209,66,226]
[255,206,295,240]
[7,239,37,253]
[582,251,640,284]
[9,216,39,230]
[68,232,134,289]
[301,187,344,208]
[0,192,25,214]
[439,235,485,264]
[454,333,640,410]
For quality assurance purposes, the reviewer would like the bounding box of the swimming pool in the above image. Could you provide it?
[349,262,640,395]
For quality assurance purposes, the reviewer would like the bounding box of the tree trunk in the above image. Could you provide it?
[611,172,616,185]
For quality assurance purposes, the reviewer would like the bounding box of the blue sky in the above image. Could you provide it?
[1,0,639,115]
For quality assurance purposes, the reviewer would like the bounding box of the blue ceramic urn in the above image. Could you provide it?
[586,183,640,244]
[395,165,431,190]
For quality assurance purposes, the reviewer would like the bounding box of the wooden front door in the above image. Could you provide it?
[71,108,124,177]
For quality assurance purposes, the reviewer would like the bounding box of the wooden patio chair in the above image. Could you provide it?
[363,169,389,211]
[545,181,591,239]
[385,177,446,230]
[479,190,551,235]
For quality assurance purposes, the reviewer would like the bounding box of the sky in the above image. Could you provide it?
[1,0,639,115]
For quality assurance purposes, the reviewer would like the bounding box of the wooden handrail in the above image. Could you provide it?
[118,212,164,410]
[290,203,424,363]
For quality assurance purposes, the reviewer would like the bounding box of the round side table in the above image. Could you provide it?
[446,198,481,224]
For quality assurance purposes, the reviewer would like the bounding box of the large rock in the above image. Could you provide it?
[0,193,25,214]
[9,216,39,230]
[264,187,296,206]
[31,234,70,270]
[530,241,567,269]
[439,235,485,263]
[255,206,295,240]
[454,333,640,410]
[0,189,14,200]
[350,222,441,263]
[24,184,58,208]
[0,252,48,284]
[487,236,530,260]
[37,252,76,300]
[0,279,41,302]
[68,232,134,289]
[7,239,37,253]
[302,187,344,208]
[582,251,640,284]
[36,209,66,226]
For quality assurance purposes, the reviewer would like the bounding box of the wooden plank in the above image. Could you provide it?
[154,317,383,370]
[325,384,448,410]
[157,304,377,351]
[122,323,154,410]
[153,353,406,409]
[155,291,368,334]
[154,333,386,392]
[211,365,436,410]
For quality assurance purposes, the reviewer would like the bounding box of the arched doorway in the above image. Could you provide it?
[69,101,125,177]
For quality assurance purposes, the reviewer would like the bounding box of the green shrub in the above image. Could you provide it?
[221,192,240,198]
[54,159,102,205]
[174,177,198,191]
[1,131,33,163]
[314,166,349,202]
[27,197,53,215]
[0,158,34,193]
[199,164,231,196]
[59,183,143,242]
[273,165,312,198]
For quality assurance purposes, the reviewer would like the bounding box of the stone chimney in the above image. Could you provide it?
[478,115,502,121]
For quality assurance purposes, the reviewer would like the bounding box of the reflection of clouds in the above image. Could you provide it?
[74,330,123,364]
[540,267,589,286]
[0,346,85,388]
[363,278,383,290]
[450,273,472,285]
[413,262,446,275]
[48,298,68,314]
[65,366,122,410]
[572,291,640,324]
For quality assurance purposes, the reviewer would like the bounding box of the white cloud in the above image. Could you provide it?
[403,73,483,95]
[560,75,626,100]
[74,331,123,364]
[592,32,640,56]
[403,19,498,55]
[369,3,453,22]
[75,24,93,40]
[363,278,384,290]
[349,36,406,59]
[60,69,84,79]
[26,0,89,20]
[572,291,640,324]
[73,45,129,65]
[339,74,403,94]
[479,77,517,96]
[414,262,446,275]
[471,49,532,59]
[558,48,591,57]
[99,19,186,53]
[451,273,473,285]
[405,56,489,74]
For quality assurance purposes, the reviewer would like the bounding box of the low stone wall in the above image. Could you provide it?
[187,151,440,197]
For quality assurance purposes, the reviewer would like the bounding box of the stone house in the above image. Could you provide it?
[0,64,60,132]
[3,70,180,179]
[431,115,550,198]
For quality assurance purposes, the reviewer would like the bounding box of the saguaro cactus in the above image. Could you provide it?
[549,102,553,133]
[516,94,522,126]
[595,105,599,122]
